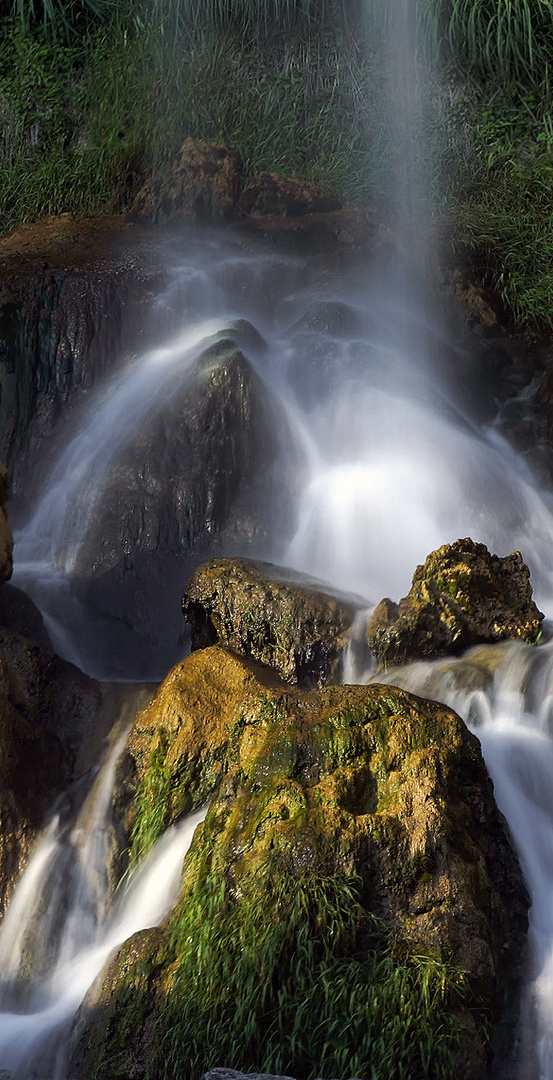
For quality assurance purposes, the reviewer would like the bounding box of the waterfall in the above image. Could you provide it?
[0,703,205,1079]
[4,4,553,1078]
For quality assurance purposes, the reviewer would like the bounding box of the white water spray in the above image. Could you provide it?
[0,713,205,1080]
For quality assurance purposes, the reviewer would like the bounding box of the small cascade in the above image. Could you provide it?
[0,717,205,1080]
[369,639,553,1078]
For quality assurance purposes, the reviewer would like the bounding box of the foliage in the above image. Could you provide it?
[0,0,116,39]
[420,0,553,88]
[150,868,471,1080]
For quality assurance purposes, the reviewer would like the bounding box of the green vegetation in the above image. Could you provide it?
[1,0,552,330]
[422,0,553,332]
[152,868,469,1080]
[0,1,374,235]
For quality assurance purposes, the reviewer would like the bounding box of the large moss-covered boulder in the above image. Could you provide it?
[75,645,527,1080]
[367,537,543,666]
[182,557,358,688]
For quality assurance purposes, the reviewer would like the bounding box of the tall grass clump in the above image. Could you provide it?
[420,0,553,88]
[0,0,377,235]
[148,869,471,1080]
[419,0,553,331]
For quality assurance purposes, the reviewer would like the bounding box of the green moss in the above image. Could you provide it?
[146,869,471,1080]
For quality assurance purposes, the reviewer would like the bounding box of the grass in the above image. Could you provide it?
[150,868,472,1080]
[0,13,375,235]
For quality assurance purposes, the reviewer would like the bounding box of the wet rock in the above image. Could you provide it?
[0,628,110,913]
[0,462,13,586]
[66,336,285,671]
[182,557,358,688]
[239,172,341,219]
[367,537,544,666]
[238,205,389,256]
[0,584,51,648]
[131,139,242,225]
[0,215,163,487]
[82,645,527,1080]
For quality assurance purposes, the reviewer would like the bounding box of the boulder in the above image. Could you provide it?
[182,557,358,688]
[73,645,527,1080]
[239,172,341,219]
[64,335,284,674]
[130,139,243,225]
[367,537,543,666]
[0,628,112,914]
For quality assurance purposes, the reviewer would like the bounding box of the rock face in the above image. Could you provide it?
[66,335,283,667]
[0,628,110,914]
[239,172,341,218]
[131,139,243,225]
[71,645,528,1080]
[0,215,162,487]
[0,462,13,586]
[182,557,358,688]
[367,537,544,666]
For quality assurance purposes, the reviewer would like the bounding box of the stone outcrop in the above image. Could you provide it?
[71,645,527,1080]
[65,334,284,670]
[182,557,358,688]
[0,628,113,914]
[367,537,544,666]
[239,172,341,219]
[0,215,163,487]
[130,139,243,225]
[0,462,13,586]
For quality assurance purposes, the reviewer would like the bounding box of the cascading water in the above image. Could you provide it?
[3,4,553,1079]
[0,700,205,1079]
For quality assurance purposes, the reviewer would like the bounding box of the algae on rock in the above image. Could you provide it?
[368,536,544,666]
[76,644,528,1080]
[182,557,358,688]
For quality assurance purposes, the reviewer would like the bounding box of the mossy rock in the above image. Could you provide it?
[367,537,543,666]
[182,557,358,688]
[97,645,528,1080]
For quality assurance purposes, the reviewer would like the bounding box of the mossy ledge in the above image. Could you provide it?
[71,645,528,1080]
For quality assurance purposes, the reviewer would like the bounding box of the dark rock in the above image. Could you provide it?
[130,139,243,225]
[182,557,358,688]
[0,461,13,586]
[0,584,51,648]
[367,537,544,666]
[66,337,285,667]
[239,172,341,218]
[0,215,163,488]
[0,628,113,913]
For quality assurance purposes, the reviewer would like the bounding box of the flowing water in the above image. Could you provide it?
[3,4,553,1077]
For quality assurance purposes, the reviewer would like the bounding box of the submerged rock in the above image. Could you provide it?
[182,557,358,688]
[74,645,528,1080]
[367,537,543,666]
